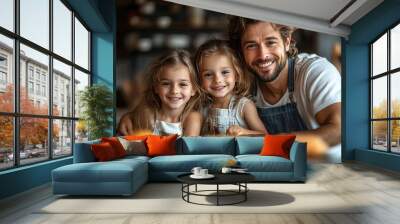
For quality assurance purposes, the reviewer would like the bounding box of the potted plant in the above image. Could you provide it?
[79,84,113,140]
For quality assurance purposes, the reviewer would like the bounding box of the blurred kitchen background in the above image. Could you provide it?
[116,0,341,122]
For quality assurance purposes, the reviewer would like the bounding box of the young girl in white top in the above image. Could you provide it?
[195,39,267,136]
[118,50,202,136]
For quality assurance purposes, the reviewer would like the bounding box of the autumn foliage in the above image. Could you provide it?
[0,85,59,149]
[372,99,400,142]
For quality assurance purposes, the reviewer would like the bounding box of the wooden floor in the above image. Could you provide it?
[1,162,400,224]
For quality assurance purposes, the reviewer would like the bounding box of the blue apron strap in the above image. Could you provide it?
[255,57,308,134]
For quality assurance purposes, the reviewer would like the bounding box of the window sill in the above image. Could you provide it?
[0,156,72,175]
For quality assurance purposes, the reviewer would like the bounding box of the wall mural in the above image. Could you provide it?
[116,0,342,162]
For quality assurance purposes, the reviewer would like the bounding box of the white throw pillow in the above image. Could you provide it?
[118,137,147,156]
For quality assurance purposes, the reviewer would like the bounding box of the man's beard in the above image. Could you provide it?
[251,56,287,83]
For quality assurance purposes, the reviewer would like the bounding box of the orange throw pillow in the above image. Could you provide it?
[101,137,126,158]
[146,135,178,157]
[124,135,152,151]
[124,135,150,141]
[91,142,117,161]
[260,134,296,159]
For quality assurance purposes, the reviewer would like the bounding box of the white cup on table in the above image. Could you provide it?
[199,169,208,176]
[191,167,202,176]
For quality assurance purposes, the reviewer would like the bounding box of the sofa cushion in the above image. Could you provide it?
[148,154,235,172]
[115,155,150,163]
[146,135,178,157]
[235,137,263,155]
[260,134,296,159]
[53,157,148,183]
[118,137,147,156]
[178,137,235,155]
[91,142,118,161]
[236,155,293,172]
[124,135,150,141]
[101,137,127,158]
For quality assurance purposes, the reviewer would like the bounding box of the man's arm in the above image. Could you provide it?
[293,56,341,158]
[292,102,341,158]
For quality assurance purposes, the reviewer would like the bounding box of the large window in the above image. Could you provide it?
[0,0,91,171]
[371,23,400,154]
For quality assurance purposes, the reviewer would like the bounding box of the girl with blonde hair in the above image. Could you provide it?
[195,39,267,136]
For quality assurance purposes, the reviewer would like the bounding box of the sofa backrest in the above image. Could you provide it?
[74,136,302,161]
[235,137,263,155]
[177,137,236,155]
[73,139,100,163]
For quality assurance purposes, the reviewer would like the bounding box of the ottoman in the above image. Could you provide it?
[52,157,148,196]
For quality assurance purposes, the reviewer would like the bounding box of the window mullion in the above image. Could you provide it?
[71,11,76,154]
[13,0,20,166]
[49,0,53,160]
[388,30,391,153]
[370,45,373,149]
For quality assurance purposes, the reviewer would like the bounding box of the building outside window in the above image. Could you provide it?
[0,71,6,83]
[54,89,58,102]
[35,83,40,95]
[28,81,34,94]
[35,70,40,81]
[28,66,34,79]
[0,54,7,67]
[0,54,7,88]
[0,0,91,170]
[371,23,400,154]
[41,73,46,83]
[41,85,46,97]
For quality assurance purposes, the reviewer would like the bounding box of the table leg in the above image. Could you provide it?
[188,184,190,202]
[245,183,247,201]
[217,184,219,206]
[181,184,183,200]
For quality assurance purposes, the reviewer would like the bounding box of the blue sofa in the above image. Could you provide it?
[52,136,307,196]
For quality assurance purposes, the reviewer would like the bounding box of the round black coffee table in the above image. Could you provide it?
[177,173,255,206]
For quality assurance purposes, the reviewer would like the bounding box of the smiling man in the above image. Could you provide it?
[228,17,341,159]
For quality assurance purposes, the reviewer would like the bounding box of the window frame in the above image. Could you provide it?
[370,20,400,154]
[0,0,92,171]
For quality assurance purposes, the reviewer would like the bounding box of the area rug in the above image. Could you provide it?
[37,183,361,214]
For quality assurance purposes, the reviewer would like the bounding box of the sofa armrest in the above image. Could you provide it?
[73,140,100,163]
[289,141,307,181]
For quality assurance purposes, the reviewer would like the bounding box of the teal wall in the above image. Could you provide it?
[343,0,400,171]
[92,0,117,135]
[0,158,72,199]
[0,0,116,200]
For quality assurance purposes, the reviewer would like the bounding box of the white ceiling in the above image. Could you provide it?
[226,0,352,22]
[166,0,384,38]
